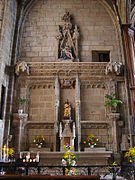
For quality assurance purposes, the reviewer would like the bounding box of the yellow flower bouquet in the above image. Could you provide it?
[125,147,135,163]
[62,144,79,176]
[33,136,45,147]
[0,145,14,160]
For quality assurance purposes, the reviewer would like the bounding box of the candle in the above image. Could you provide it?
[33,159,35,162]
[30,159,32,162]
[7,147,8,161]
[26,155,29,162]
[20,152,22,159]
[23,159,25,162]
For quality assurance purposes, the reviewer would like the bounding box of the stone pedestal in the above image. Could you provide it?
[59,119,75,151]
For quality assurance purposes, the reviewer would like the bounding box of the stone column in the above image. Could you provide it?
[108,113,120,153]
[0,120,4,153]
[75,76,81,151]
[13,113,28,153]
[54,76,60,151]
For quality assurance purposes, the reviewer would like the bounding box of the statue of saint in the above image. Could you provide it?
[56,12,80,61]
[64,99,71,119]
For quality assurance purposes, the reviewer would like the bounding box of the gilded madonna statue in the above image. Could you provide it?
[64,99,71,119]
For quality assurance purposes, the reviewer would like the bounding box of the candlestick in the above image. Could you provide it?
[3,145,6,162]
[0,146,2,161]
[36,152,39,162]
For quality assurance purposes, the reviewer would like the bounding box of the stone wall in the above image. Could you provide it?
[29,85,55,122]
[81,88,105,121]
[20,0,120,62]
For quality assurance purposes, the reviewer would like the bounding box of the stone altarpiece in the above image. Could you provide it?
[12,60,126,165]
[12,12,126,165]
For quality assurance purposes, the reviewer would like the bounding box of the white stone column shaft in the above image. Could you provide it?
[75,76,81,151]
[54,76,60,151]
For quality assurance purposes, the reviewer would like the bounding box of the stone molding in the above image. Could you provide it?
[24,62,108,76]
[26,122,54,129]
[81,122,108,129]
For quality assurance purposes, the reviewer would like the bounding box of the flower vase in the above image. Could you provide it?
[90,145,94,148]
[38,144,42,148]
[18,109,23,114]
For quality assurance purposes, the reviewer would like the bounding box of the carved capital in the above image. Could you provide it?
[107,113,120,121]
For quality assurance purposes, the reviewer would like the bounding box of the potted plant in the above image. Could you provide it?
[104,93,123,112]
[18,98,28,114]
[84,134,98,148]
[33,135,46,148]
[107,162,121,180]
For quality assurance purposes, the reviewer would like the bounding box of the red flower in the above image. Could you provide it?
[91,142,94,144]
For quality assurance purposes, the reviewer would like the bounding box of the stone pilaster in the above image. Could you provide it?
[75,76,81,151]
[13,113,28,153]
[54,76,60,151]
[108,113,120,153]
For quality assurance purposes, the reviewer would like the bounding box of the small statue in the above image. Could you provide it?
[61,46,74,60]
[64,99,71,119]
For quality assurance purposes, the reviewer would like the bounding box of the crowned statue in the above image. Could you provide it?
[64,99,71,119]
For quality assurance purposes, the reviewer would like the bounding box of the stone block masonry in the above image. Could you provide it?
[20,0,120,62]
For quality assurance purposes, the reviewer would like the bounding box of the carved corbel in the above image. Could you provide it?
[15,61,30,76]
[105,61,123,75]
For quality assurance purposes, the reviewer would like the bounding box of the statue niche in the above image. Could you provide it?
[56,12,79,61]
[59,99,75,151]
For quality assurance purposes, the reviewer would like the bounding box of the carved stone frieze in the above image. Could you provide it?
[27,62,107,77]
[29,84,55,90]
[81,122,108,129]
[80,83,107,89]
[26,123,54,129]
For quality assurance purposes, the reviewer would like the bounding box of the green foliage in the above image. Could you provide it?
[104,94,123,108]
[18,98,28,105]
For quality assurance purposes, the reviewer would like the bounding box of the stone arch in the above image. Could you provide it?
[15,0,124,63]
[97,0,124,63]
[130,6,135,28]
[14,0,39,63]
